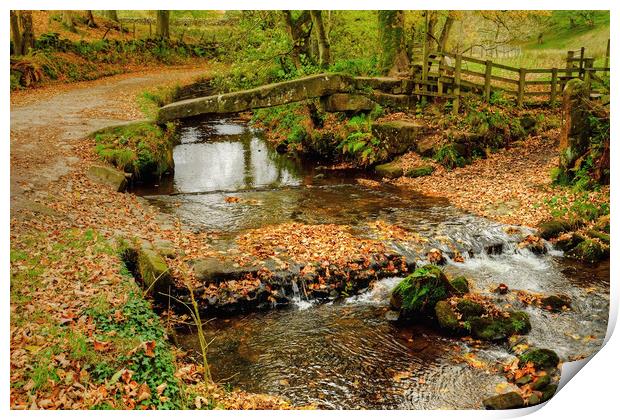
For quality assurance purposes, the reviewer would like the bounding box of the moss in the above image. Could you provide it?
[405,165,434,178]
[435,300,462,333]
[450,276,470,295]
[586,229,610,244]
[519,348,560,369]
[566,238,609,262]
[469,311,531,342]
[92,121,177,180]
[375,161,403,178]
[537,218,579,240]
[392,265,451,315]
[456,299,484,318]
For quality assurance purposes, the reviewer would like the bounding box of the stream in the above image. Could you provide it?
[138,116,609,409]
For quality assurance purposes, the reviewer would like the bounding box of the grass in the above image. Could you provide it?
[93,121,177,179]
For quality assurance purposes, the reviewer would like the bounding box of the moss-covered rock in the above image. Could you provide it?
[450,276,470,295]
[470,311,531,342]
[540,384,558,403]
[391,265,453,316]
[519,348,560,369]
[594,214,610,234]
[435,300,463,333]
[405,165,434,178]
[537,219,577,240]
[375,161,403,178]
[137,246,173,296]
[531,374,551,391]
[483,392,524,410]
[586,229,610,245]
[566,238,609,263]
[87,164,127,192]
[456,299,485,318]
[554,232,585,252]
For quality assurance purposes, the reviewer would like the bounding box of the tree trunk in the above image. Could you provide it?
[282,11,313,70]
[438,15,454,52]
[105,10,119,22]
[425,11,438,52]
[156,10,170,39]
[310,11,331,68]
[62,10,76,33]
[378,10,410,76]
[10,11,23,56]
[85,10,97,28]
[10,11,35,56]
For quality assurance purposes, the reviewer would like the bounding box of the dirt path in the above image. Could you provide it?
[10,66,207,213]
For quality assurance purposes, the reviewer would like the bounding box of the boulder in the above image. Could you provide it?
[517,235,547,255]
[537,219,578,240]
[531,374,551,391]
[416,136,442,157]
[566,238,609,263]
[540,295,571,312]
[405,165,434,178]
[193,257,259,284]
[87,165,127,192]
[426,248,445,265]
[586,229,610,244]
[370,92,413,110]
[391,265,454,316]
[375,161,403,178]
[435,300,463,333]
[540,384,558,403]
[456,299,485,318]
[518,348,560,369]
[137,247,173,295]
[450,276,470,295]
[469,311,531,342]
[354,76,412,94]
[152,239,177,258]
[554,232,585,252]
[371,120,427,157]
[483,392,524,410]
[321,93,377,112]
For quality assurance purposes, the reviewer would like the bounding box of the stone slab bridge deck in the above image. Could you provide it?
[156,73,416,123]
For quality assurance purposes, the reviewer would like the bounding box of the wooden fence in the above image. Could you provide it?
[412,44,610,113]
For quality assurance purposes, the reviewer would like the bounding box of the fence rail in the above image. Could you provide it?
[414,43,609,113]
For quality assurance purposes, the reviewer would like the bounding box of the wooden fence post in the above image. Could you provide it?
[452,54,462,115]
[550,68,558,104]
[579,46,586,78]
[484,60,492,101]
[437,54,444,97]
[517,68,526,106]
[566,51,575,78]
[604,39,610,76]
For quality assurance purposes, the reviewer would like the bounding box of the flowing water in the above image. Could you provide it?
[139,117,610,409]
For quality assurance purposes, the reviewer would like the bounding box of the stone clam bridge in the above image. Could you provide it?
[156,73,416,123]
